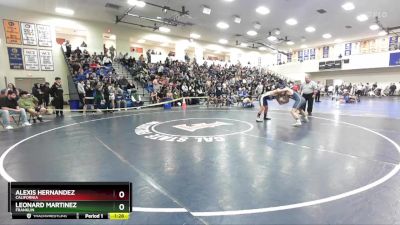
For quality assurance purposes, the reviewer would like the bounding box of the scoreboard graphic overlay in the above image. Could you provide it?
[8,182,132,220]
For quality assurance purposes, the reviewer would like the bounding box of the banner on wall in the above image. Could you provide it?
[369,39,378,53]
[389,52,400,66]
[37,24,52,47]
[7,47,24,69]
[130,47,143,54]
[287,53,292,63]
[303,49,309,61]
[298,51,303,61]
[23,48,40,71]
[345,43,352,56]
[3,19,22,45]
[389,36,399,51]
[309,49,315,60]
[360,41,370,54]
[21,22,38,46]
[322,46,329,58]
[39,49,54,71]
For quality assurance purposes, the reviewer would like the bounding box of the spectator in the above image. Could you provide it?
[131,90,144,107]
[315,81,323,103]
[7,83,20,97]
[65,40,72,58]
[146,50,151,63]
[83,81,95,115]
[74,47,82,59]
[50,77,64,117]
[115,85,126,109]
[389,83,397,96]
[185,53,190,63]
[77,80,86,107]
[126,80,136,95]
[41,82,51,107]
[32,83,43,105]
[151,91,159,104]
[109,45,116,61]
[17,91,46,123]
[103,55,112,67]
[0,90,31,129]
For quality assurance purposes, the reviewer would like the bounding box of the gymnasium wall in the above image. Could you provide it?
[0,6,71,96]
[271,50,400,82]
[310,67,400,87]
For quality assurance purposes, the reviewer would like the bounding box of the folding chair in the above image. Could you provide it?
[0,114,20,129]
[10,115,21,126]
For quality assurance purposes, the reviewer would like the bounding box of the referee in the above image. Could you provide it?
[300,75,317,116]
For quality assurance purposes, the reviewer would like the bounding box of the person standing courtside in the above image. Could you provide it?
[51,77,64,117]
[300,75,317,116]
[315,81,324,102]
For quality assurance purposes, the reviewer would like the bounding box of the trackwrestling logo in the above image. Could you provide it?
[135,121,231,143]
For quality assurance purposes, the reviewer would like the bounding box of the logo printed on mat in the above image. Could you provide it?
[134,118,253,144]
[173,121,233,132]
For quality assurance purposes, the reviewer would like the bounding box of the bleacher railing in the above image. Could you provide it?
[60,46,80,101]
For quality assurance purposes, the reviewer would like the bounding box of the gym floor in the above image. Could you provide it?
[1,97,400,225]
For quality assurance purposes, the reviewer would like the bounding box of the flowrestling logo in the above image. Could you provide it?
[134,118,253,143]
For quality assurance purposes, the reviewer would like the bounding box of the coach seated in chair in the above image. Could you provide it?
[0,90,31,130]
[131,90,144,107]
[115,85,127,109]
[18,91,48,123]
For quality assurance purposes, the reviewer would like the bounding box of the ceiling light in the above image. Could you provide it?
[286,18,298,26]
[190,33,201,39]
[159,27,171,33]
[274,29,281,35]
[224,0,235,2]
[334,39,343,43]
[322,33,332,39]
[370,24,380,30]
[301,44,307,49]
[127,0,146,8]
[247,30,258,36]
[216,22,229,29]
[267,36,277,41]
[342,2,355,11]
[240,43,248,47]
[305,26,316,32]
[286,41,295,46]
[202,5,211,14]
[378,30,388,36]
[234,16,241,24]
[137,39,146,43]
[259,47,267,51]
[256,6,270,15]
[55,7,74,15]
[219,39,228,44]
[356,14,368,22]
